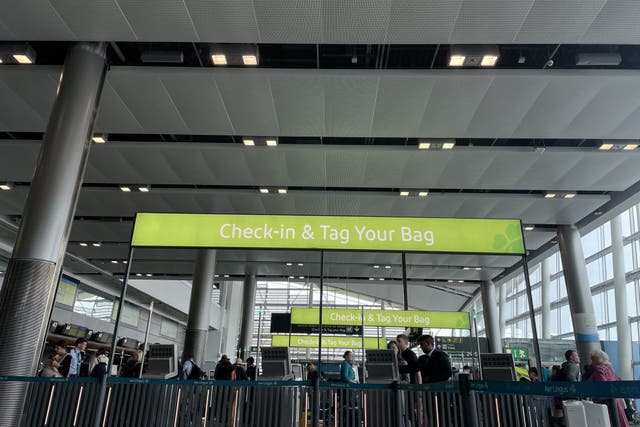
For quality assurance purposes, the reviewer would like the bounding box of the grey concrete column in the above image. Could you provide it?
[238,270,257,360]
[0,43,107,426]
[498,282,506,334]
[611,216,633,380]
[481,280,502,353]
[557,225,601,365]
[541,257,552,339]
[183,249,216,365]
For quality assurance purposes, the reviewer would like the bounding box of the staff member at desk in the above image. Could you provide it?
[415,334,452,383]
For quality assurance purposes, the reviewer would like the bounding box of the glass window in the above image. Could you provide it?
[603,253,613,282]
[586,259,603,286]
[550,253,561,275]
[621,210,633,237]
[606,288,616,324]
[160,318,178,338]
[603,223,612,248]
[558,277,567,299]
[532,286,541,308]
[529,265,541,284]
[609,327,617,341]
[559,305,572,334]
[582,228,601,258]
[592,292,605,325]
[624,244,634,272]
[628,282,639,317]
[73,287,114,321]
[550,308,559,336]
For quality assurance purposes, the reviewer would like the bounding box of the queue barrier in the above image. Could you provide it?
[2,375,639,427]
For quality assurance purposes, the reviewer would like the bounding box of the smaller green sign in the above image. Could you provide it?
[290,308,470,329]
[272,335,387,349]
[505,347,529,361]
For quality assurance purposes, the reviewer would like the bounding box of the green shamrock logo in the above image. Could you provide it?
[492,223,524,253]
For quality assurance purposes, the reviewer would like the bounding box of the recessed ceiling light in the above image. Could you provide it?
[298,263,304,266]
[286,262,293,266]
[92,242,102,247]
[211,54,227,65]
[399,191,410,197]
[0,59,3,64]
[379,278,385,281]
[475,267,482,271]
[0,183,12,190]
[369,277,375,281]
[278,188,287,194]
[13,54,33,64]
[480,55,499,67]
[120,186,131,192]
[259,188,269,194]
[266,139,278,147]
[458,280,465,283]
[123,261,127,264]
[418,142,431,150]
[242,55,258,65]
[299,276,304,279]
[214,274,219,278]
[442,142,456,150]
[524,225,535,231]
[418,191,429,197]
[544,193,556,199]
[384,265,391,269]
[449,55,465,67]
[289,275,295,279]
[138,186,150,193]
[599,143,614,151]
[595,211,603,216]
[624,144,638,151]
[463,267,471,270]
[563,193,576,199]
[448,280,454,283]
[79,243,88,247]
[92,136,106,143]
[373,265,380,269]
[111,260,118,264]
[136,273,142,277]
[224,274,230,278]
[243,139,255,146]
[145,273,153,277]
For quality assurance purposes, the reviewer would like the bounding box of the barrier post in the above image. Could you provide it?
[393,381,403,426]
[459,374,478,427]
[312,376,320,427]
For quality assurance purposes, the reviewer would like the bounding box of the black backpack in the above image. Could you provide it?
[187,362,204,380]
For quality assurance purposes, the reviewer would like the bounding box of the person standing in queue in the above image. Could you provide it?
[232,358,248,380]
[246,357,257,381]
[69,337,88,377]
[53,340,73,377]
[396,334,421,384]
[214,355,234,380]
[416,334,451,383]
[388,340,410,383]
[340,351,358,384]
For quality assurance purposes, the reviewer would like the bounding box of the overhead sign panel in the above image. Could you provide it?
[131,213,524,255]
[272,335,387,349]
[290,308,471,329]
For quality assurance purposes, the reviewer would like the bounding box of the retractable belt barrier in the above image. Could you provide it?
[2,376,638,427]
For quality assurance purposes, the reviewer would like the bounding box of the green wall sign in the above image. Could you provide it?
[131,213,524,254]
[272,335,387,349]
[290,308,471,329]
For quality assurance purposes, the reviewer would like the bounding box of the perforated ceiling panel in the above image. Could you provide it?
[1,0,635,44]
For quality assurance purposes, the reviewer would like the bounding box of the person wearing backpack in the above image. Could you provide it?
[181,354,204,380]
[232,358,248,381]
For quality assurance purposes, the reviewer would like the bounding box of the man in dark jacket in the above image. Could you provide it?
[214,355,234,380]
[561,349,581,382]
[416,334,452,383]
[396,334,419,384]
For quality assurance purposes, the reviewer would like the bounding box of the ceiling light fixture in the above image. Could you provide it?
[286,262,293,266]
[442,142,456,150]
[243,139,255,146]
[0,183,12,190]
[242,55,258,65]
[211,54,227,65]
[120,186,131,192]
[13,54,34,64]
[369,278,375,281]
[373,265,380,269]
[384,265,391,269]
[418,191,429,197]
[563,193,576,199]
[145,273,153,277]
[298,263,304,266]
[79,243,88,247]
[480,55,499,67]
[475,267,482,271]
[624,144,638,151]
[92,242,102,247]
[92,135,107,143]
[289,275,295,279]
[224,274,230,278]
[544,193,556,199]
[449,55,465,67]
[599,143,614,150]
[266,139,278,147]
[379,278,385,281]
[418,142,431,150]
[278,188,287,194]
[138,186,150,193]
[299,276,304,279]
[463,267,471,270]
[524,225,535,231]
[111,260,118,264]
[400,191,410,197]
[136,273,142,277]
[259,188,269,194]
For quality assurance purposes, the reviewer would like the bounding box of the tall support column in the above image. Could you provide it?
[498,282,506,335]
[612,216,633,380]
[480,280,501,353]
[0,43,107,426]
[183,249,216,365]
[557,225,601,365]
[541,257,552,339]
[238,270,257,360]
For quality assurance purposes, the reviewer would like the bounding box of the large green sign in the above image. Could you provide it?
[131,213,524,254]
[290,308,471,329]
[272,335,387,349]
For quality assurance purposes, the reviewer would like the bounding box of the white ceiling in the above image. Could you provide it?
[4,67,640,140]
[0,0,639,44]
